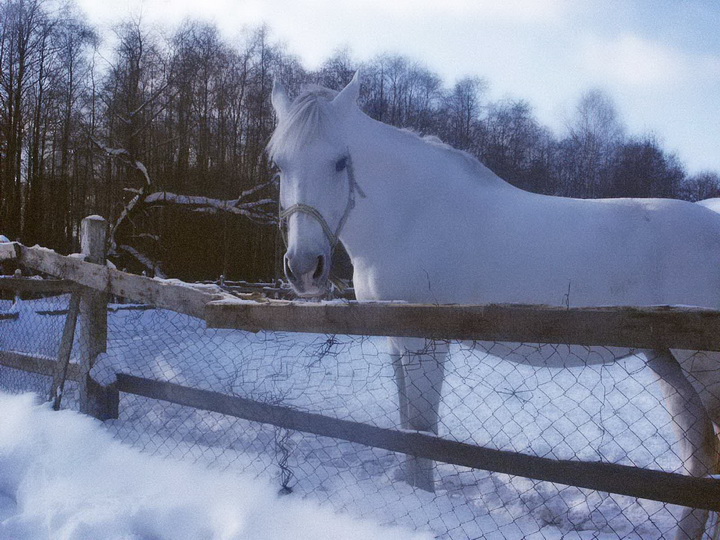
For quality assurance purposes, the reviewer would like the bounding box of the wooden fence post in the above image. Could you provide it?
[50,292,81,409]
[78,215,118,420]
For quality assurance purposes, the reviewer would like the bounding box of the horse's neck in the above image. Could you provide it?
[339,114,510,268]
[356,115,510,191]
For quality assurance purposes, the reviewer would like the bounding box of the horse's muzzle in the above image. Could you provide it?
[284,251,329,297]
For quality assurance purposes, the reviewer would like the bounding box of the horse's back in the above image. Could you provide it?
[355,191,720,309]
[698,197,720,214]
[500,194,720,308]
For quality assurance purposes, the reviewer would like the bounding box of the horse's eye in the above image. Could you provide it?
[335,157,347,172]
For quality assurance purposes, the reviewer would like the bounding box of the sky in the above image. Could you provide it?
[74,0,720,175]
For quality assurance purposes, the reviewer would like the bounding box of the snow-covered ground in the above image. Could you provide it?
[0,295,696,538]
[0,392,429,540]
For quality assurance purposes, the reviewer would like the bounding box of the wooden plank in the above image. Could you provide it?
[0,242,18,262]
[33,304,154,316]
[17,245,227,319]
[114,373,720,512]
[51,292,81,409]
[14,237,720,349]
[206,300,720,351]
[0,350,82,381]
[18,239,720,351]
[0,278,79,294]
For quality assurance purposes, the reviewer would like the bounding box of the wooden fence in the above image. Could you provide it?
[1,216,720,514]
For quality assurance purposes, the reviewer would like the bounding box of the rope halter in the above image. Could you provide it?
[279,152,366,249]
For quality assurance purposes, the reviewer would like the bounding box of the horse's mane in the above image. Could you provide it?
[268,85,339,161]
[269,85,501,184]
[400,128,501,183]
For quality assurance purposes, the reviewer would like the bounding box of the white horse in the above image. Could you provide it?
[698,197,720,214]
[269,74,720,539]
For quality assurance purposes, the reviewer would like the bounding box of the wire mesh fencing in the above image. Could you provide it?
[0,285,718,539]
[0,287,72,398]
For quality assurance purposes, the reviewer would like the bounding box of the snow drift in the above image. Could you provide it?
[0,392,430,540]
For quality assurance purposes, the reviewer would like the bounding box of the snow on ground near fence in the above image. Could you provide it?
[0,392,431,540]
[0,296,690,538]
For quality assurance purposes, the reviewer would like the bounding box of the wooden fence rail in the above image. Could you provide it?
[0,350,83,381]
[206,299,720,351]
[3,240,720,351]
[0,277,81,295]
[115,373,720,512]
[3,225,720,515]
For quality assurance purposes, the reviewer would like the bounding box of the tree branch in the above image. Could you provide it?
[92,140,278,273]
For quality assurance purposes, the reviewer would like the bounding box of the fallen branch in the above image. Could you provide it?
[91,140,278,273]
[143,190,276,223]
[117,245,167,279]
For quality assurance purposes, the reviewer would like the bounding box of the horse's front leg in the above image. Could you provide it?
[389,339,410,430]
[646,349,716,540]
[388,337,447,492]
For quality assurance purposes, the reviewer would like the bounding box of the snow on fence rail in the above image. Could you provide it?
[2,216,720,537]
[5,241,720,352]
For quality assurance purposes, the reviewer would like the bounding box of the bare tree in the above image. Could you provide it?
[680,171,720,202]
[315,47,355,90]
[444,76,487,151]
[609,135,685,199]
[562,89,625,197]
[0,0,49,238]
[481,99,551,191]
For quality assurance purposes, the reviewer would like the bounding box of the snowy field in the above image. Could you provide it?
[0,392,430,540]
[0,294,699,538]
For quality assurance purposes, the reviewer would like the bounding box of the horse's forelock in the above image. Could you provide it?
[268,86,340,160]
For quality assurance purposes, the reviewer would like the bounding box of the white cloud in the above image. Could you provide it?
[579,34,688,88]
[578,33,720,91]
[344,0,571,23]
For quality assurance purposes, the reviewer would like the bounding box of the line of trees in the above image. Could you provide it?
[2,0,719,280]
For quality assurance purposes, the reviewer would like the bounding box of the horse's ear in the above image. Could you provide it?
[332,71,360,111]
[272,80,291,118]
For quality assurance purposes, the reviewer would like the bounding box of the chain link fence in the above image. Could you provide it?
[0,282,716,539]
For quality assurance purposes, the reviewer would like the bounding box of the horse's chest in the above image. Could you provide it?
[352,263,392,301]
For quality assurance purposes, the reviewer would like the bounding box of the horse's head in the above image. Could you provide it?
[269,74,362,297]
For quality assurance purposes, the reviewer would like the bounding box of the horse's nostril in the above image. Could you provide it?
[313,255,325,280]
